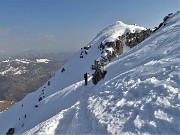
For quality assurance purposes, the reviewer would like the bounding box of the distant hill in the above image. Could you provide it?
[0,58,64,103]
[11,51,73,61]
[0,51,73,61]
[0,51,73,105]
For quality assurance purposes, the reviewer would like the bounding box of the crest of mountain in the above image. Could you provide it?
[0,11,179,135]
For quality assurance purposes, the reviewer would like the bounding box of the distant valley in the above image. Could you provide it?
[0,52,73,111]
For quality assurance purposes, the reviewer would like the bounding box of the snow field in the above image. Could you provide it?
[87,12,180,134]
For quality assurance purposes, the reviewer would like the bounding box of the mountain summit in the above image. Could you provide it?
[0,11,179,135]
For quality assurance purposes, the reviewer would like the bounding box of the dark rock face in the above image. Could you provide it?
[6,128,15,135]
[153,13,173,33]
[125,29,152,48]
[92,69,107,85]
[98,29,152,62]
[91,59,107,85]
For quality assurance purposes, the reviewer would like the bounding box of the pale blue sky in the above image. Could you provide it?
[0,0,179,53]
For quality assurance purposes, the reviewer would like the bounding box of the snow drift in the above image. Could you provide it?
[0,11,179,135]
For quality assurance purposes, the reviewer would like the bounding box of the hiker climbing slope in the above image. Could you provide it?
[84,73,88,85]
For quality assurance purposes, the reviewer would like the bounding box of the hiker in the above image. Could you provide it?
[38,97,42,102]
[84,73,88,85]
[85,50,88,55]
[48,81,50,86]
[61,68,65,73]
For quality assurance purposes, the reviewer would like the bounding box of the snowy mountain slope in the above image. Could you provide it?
[1,20,146,135]
[0,11,179,135]
[87,12,180,135]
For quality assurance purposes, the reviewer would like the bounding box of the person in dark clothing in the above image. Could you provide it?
[38,97,42,102]
[61,68,65,73]
[48,81,50,86]
[85,50,88,55]
[84,73,88,85]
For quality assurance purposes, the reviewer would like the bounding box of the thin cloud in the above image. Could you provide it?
[39,33,57,42]
[0,27,10,37]
[0,50,7,53]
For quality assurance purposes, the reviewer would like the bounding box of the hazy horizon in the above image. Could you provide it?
[0,0,179,54]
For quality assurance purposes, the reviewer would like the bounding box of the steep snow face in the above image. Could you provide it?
[0,12,179,135]
[88,12,180,135]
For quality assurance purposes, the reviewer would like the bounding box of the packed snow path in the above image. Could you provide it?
[0,11,179,135]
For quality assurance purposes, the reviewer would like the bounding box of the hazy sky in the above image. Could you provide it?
[0,0,179,54]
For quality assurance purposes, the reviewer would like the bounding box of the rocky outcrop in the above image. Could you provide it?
[6,128,15,135]
[80,46,91,58]
[153,13,173,33]
[91,28,152,85]
[92,60,107,85]
[97,28,152,63]
[125,29,152,48]
[79,23,153,85]
[98,29,152,61]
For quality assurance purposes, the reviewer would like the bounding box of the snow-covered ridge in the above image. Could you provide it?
[0,11,179,135]
[89,20,146,47]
